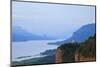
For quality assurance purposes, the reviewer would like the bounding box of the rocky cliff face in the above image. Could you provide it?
[56,43,79,63]
[56,47,96,63]
[75,35,96,62]
[75,53,96,62]
[56,48,62,64]
[56,35,96,63]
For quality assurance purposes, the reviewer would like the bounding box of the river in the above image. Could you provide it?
[12,39,64,61]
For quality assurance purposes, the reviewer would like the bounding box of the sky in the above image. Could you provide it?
[12,1,95,39]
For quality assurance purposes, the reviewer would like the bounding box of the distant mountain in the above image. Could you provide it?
[12,26,56,42]
[53,23,96,45]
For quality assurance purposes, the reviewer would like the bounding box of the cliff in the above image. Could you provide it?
[56,48,62,63]
[56,43,80,63]
[56,35,96,63]
[75,53,96,62]
[75,35,96,62]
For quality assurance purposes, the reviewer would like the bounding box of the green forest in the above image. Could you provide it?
[58,34,96,63]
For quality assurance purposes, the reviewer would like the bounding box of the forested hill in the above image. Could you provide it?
[56,34,96,63]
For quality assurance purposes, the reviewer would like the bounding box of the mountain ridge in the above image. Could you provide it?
[50,23,95,45]
[12,26,57,42]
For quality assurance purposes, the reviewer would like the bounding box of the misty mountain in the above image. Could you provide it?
[12,26,56,42]
[52,23,96,45]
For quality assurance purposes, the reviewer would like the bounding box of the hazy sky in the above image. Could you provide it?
[12,1,95,39]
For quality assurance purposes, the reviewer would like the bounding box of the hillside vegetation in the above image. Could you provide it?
[56,34,96,63]
[75,34,96,61]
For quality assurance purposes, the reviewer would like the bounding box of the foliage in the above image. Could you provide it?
[78,34,96,57]
[58,34,96,63]
[58,42,80,62]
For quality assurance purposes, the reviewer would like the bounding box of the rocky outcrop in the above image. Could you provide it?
[75,53,96,62]
[56,35,96,63]
[75,35,96,62]
[56,34,96,63]
[56,48,62,63]
[56,43,80,63]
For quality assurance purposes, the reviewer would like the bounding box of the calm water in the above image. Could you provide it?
[12,40,64,61]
